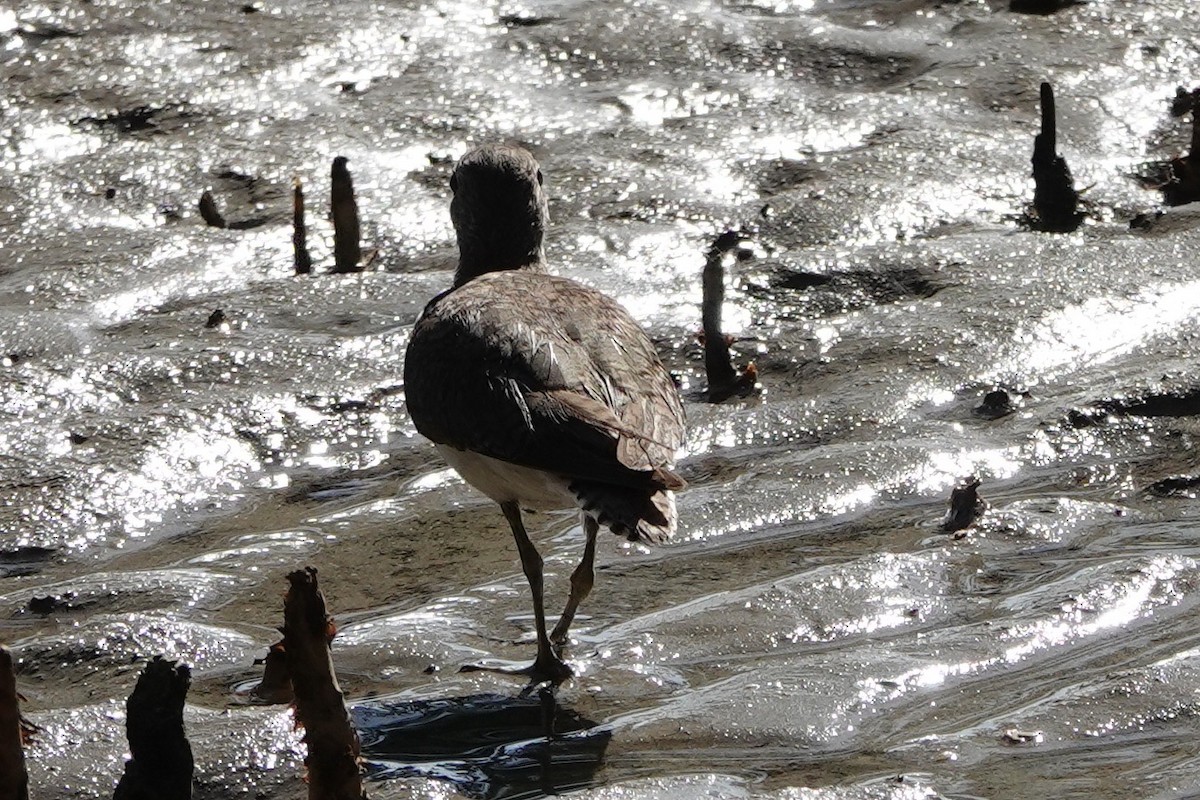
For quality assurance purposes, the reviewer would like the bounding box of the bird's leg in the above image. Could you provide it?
[551,515,598,647]
[501,501,573,684]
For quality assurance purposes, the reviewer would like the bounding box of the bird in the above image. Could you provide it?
[403,143,686,684]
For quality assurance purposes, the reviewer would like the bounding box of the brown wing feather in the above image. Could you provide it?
[404,271,685,491]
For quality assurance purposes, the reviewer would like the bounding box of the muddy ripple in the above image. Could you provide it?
[3,0,1200,798]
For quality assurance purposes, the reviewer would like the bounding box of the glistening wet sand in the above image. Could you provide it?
[2,1,1200,797]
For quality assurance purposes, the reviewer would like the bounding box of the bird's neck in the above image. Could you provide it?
[453,241,547,288]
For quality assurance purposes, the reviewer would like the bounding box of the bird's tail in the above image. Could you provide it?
[571,481,677,544]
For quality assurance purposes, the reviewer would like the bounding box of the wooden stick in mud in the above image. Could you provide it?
[293,178,313,275]
[701,230,758,402]
[0,648,28,800]
[331,157,363,273]
[1188,89,1200,156]
[941,476,988,535]
[112,657,194,800]
[1162,87,1200,207]
[1029,82,1083,232]
[253,640,295,704]
[198,190,228,229]
[283,568,365,800]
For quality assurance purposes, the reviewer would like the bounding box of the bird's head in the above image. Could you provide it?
[450,144,549,287]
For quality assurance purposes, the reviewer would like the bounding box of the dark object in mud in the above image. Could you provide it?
[0,648,28,800]
[293,178,313,275]
[331,156,363,273]
[28,592,81,614]
[0,546,58,579]
[197,190,270,230]
[975,388,1026,419]
[1027,83,1083,232]
[112,656,194,800]
[942,476,987,533]
[1068,387,1200,428]
[198,191,227,229]
[6,18,79,43]
[1129,209,1165,230]
[283,568,365,800]
[79,105,163,134]
[1157,87,1200,207]
[976,389,1013,418]
[1009,0,1083,13]
[702,230,760,402]
[499,12,560,27]
[1145,474,1200,498]
[204,309,227,329]
[251,641,293,704]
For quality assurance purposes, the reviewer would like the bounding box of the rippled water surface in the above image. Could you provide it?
[3,0,1200,798]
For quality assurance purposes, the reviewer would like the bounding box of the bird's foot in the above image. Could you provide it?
[459,652,573,686]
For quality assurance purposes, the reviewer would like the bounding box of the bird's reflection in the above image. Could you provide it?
[354,688,610,799]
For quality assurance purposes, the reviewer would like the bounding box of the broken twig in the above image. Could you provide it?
[1029,82,1083,232]
[112,657,194,800]
[331,157,363,273]
[701,231,759,402]
[283,568,365,800]
[197,190,228,229]
[294,178,313,275]
[0,648,28,800]
[1161,87,1200,206]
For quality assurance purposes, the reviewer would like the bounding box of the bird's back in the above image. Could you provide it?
[404,270,685,542]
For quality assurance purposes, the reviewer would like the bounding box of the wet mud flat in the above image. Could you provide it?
[3,0,1200,798]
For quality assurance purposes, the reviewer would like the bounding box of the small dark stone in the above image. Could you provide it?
[104,187,116,200]
[28,596,59,614]
[204,309,227,329]
[1129,210,1164,230]
[1145,474,1200,498]
[975,389,1013,418]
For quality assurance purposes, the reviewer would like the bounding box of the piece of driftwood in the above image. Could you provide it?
[1029,82,1083,232]
[942,476,988,534]
[197,190,228,229]
[0,648,28,800]
[294,178,313,275]
[253,640,295,705]
[112,656,194,800]
[331,157,362,273]
[701,230,759,402]
[1161,87,1200,206]
[283,568,365,800]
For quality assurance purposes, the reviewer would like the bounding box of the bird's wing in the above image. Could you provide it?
[404,274,685,491]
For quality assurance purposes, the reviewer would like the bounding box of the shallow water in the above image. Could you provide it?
[2,0,1200,798]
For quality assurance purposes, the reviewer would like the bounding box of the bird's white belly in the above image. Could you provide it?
[436,445,578,511]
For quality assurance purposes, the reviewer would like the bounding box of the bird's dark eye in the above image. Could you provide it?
[450,171,459,192]
[535,169,544,186]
